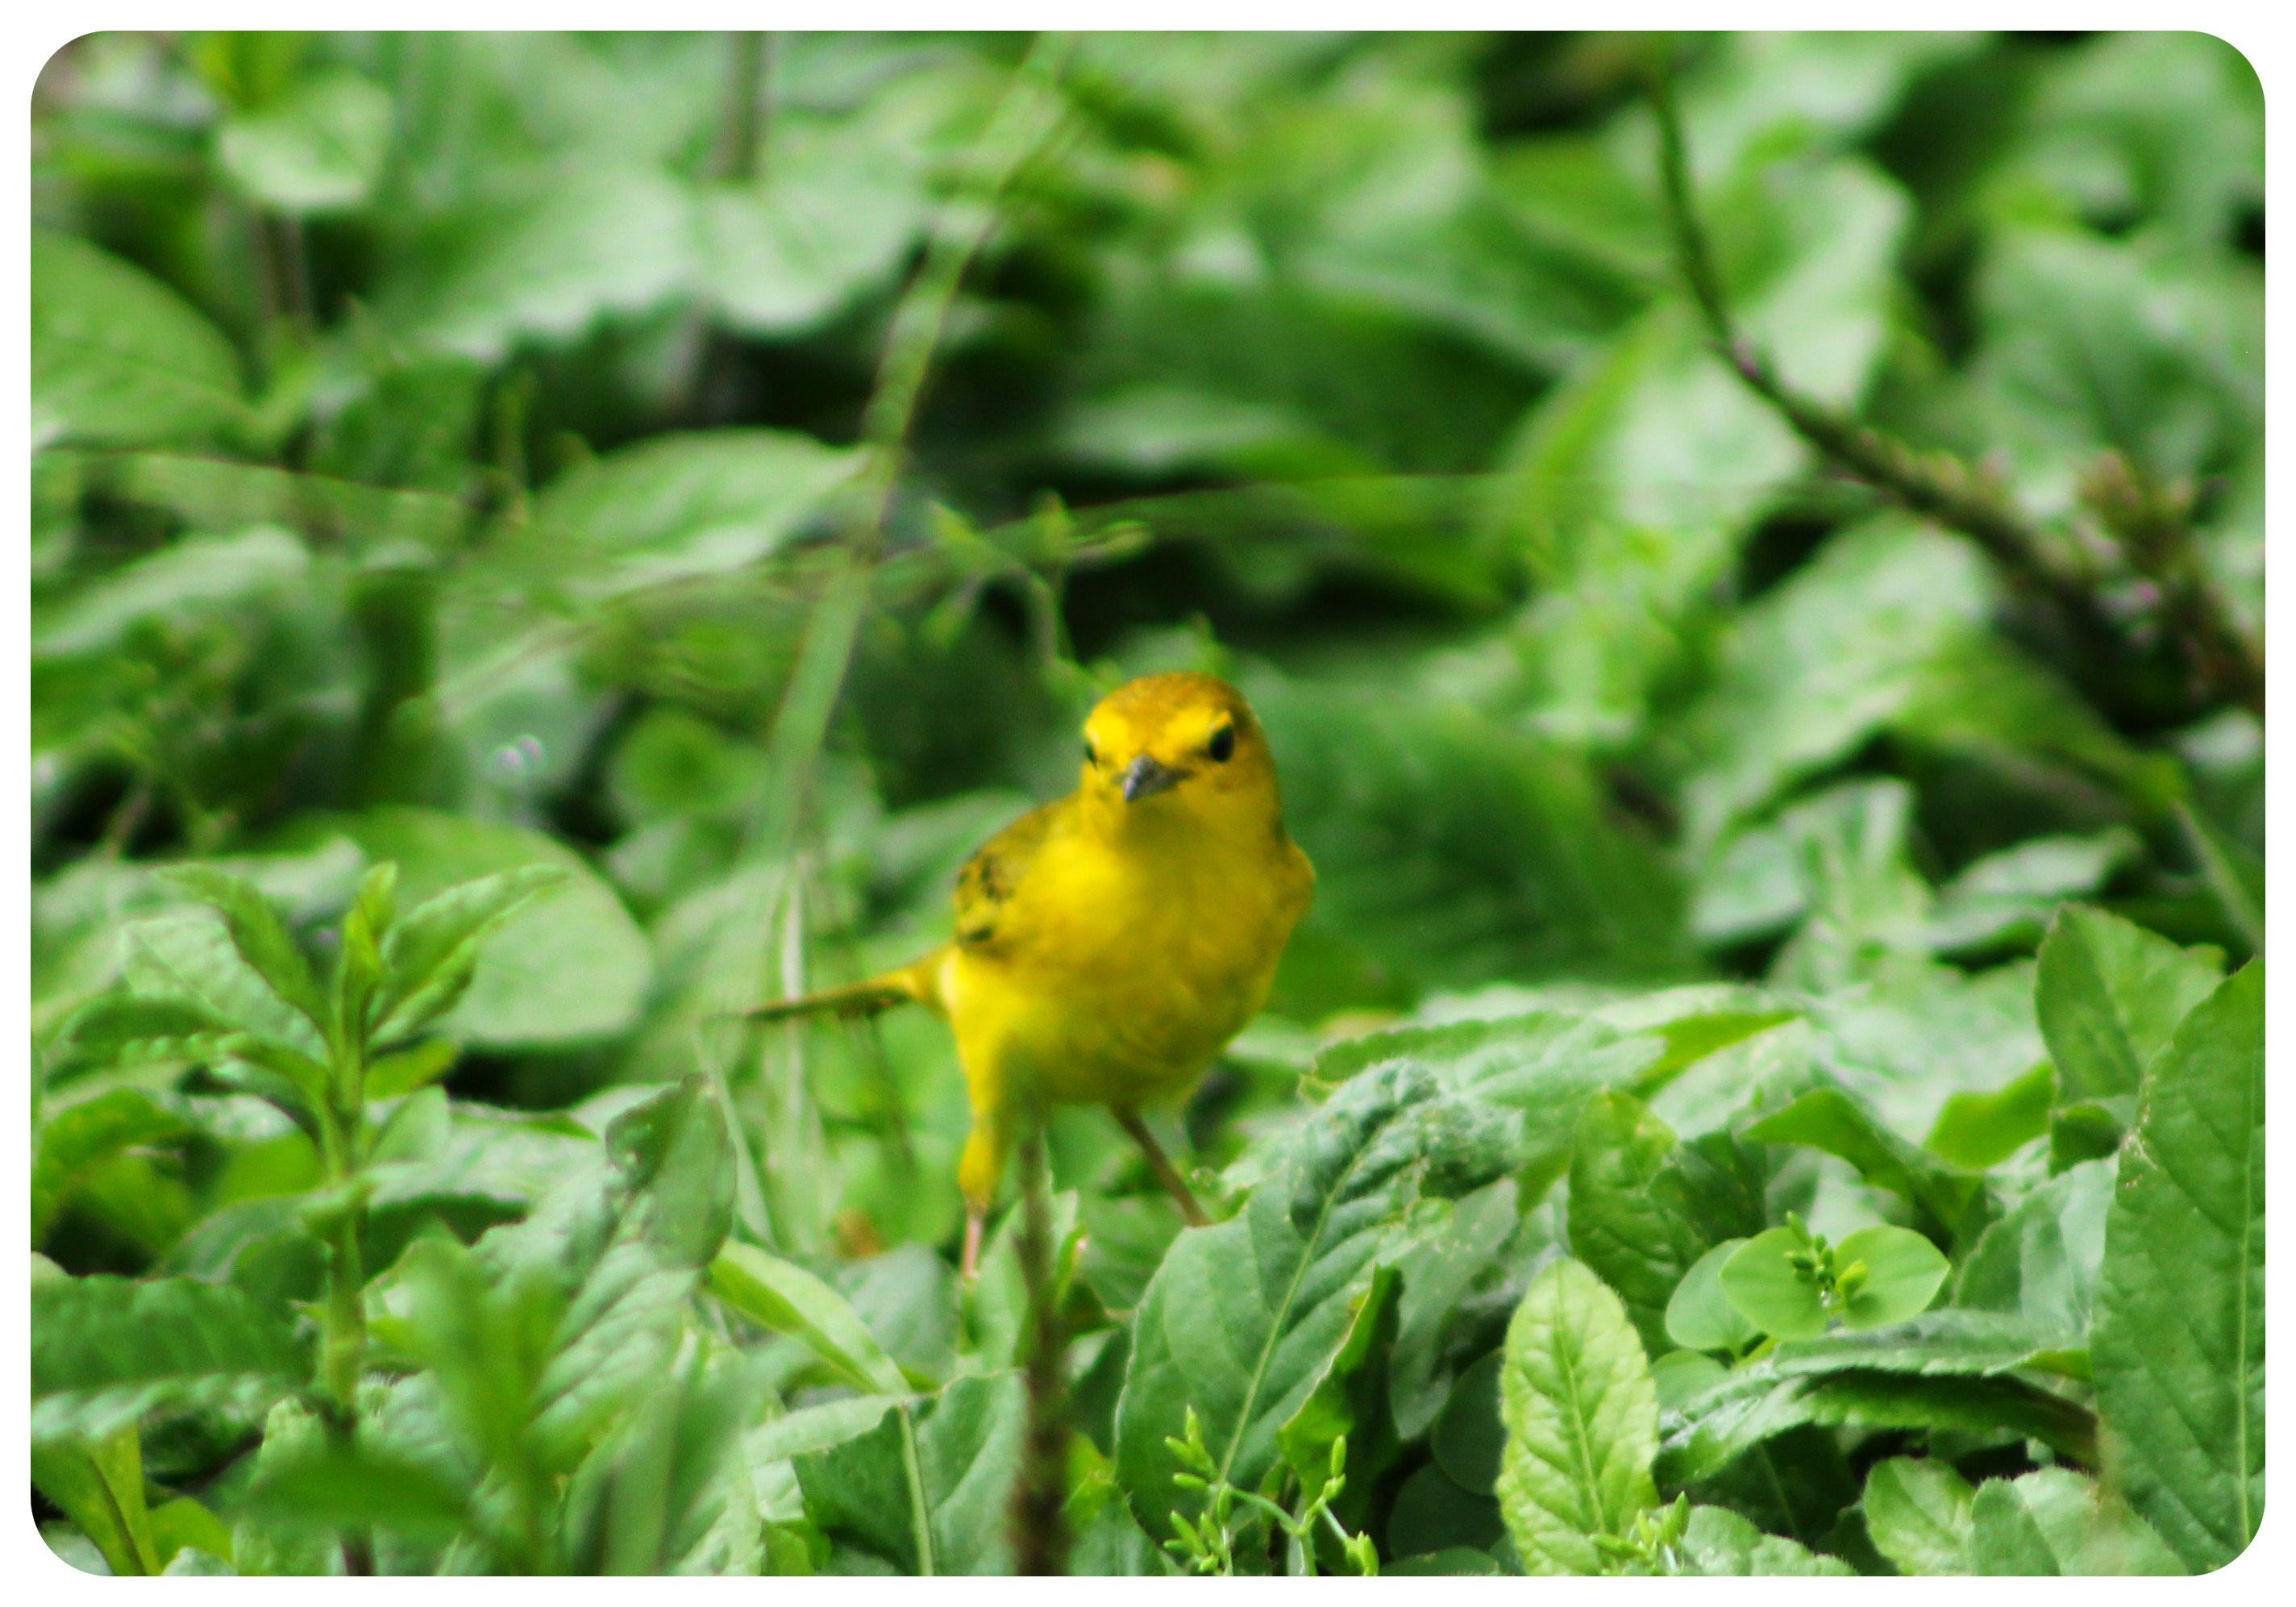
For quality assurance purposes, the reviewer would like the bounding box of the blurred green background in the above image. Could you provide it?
[31,29,2263,1272]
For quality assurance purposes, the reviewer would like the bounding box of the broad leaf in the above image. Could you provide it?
[793,1373,1026,1576]
[1861,1456,1974,1576]
[1494,1257,1659,1575]
[1968,1468,2185,1576]
[1661,1503,1855,1576]
[2089,961,2263,1572]
[33,1088,186,1244]
[158,864,330,1038]
[1114,1060,1511,1545]
[31,231,247,448]
[1566,1093,1707,1355]
[31,1276,307,1443]
[2034,905,2222,1102]
[218,69,394,213]
[709,1243,910,1396]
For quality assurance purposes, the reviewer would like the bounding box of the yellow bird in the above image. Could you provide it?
[747,672,1315,1276]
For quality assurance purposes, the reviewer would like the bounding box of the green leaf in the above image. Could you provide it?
[1657,1356,2095,1492]
[31,1275,307,1444]
[243,1440,473,1542]
[1494,1257,1660,1575]
[33,1087,186,1244]
[1860,1457,1974,1576]
[364,1039,461,1099]
[1954,1157,2113,1341]
[34,526,311,660]
[1114,1060,1511,1543]
[1832,1226,1949,1330]
[709,1244,910,1397]
[377,864,570,1046]
[1972,226,2259,507]
[2034,904,2222,1102]
[1682,518,1994,850]
[1661,1503,1855,1576]
[157,864,330,1039]
[31,1426,163,1576]
[1719,1228,1828,1341]
[1278,1263,1403,1497]
[1745,1087,1978,1236]
[1566,1093,1707,1355]
[1969,1469,2186,1576]
[2090,961,2264,1572]
[113,907,331,1064]
[564,1346,762,1576]
[793,1374,1027,1576]
[513,429,865,604]
[1425,1342,1502,1497]
[31,230,247,449]
[2175,803,2263,953]
[384,165,695,360]
[1257,675,1691,1003]
[318,808,652,1049]
[694,121,929,335]
[1663,1241,1759,1355]
[217,69,394,214]
[1924,1061,2054,1172]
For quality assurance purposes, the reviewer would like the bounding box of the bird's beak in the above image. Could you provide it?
[1121,754,1187,802]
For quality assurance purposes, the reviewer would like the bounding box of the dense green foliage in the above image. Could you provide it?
[30,30,2263,1576]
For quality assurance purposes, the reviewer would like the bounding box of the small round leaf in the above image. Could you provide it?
[1720,1228,1829,1339]
[1836,1226,1950,1330]
[1664,1239,1761,1354]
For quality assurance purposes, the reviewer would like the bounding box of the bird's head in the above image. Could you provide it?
[1077,672,1281,828]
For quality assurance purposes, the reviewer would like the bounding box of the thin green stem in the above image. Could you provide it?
[1009,1126,1071,1575]
[898,1400,937,1576]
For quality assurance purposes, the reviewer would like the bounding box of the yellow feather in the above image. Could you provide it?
[753,672,1314,1259]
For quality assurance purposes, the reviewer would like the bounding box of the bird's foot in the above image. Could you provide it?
[960,1208,985,1281]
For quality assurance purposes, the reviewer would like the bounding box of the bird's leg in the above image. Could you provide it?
[961,1208,986,1281]
[1115,1108,1208,1226]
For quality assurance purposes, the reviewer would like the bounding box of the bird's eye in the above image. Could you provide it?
[1083,739,1099,766]
[1207,724,1236,763]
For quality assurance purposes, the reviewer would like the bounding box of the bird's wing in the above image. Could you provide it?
[951,797,1064,953]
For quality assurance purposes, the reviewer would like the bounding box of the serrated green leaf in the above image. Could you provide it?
[794,1374,1027,1576]
[1495,1257,1659,1575]
[709,1243,909,1397]
[31,231,247,449]
[1567,1093,1707,1355]
[377,864,569,1045]
[158,864,330,1039]
[2034,904,2223,1102]
[33,1086,186,1245]
[31,1276,307,1444]
[1115,1060,1511,1544]
[2090,960,2263,1572]
[31,1426,163,1576]
[1660,1503,1856,1576]
[1861,1457,1974,1576]
[1745,1087,1977,1236]
[1969,1468,2185,1576]
[1954,1157,2113,1340]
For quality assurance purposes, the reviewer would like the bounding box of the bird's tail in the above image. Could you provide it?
[735,954,940,1025]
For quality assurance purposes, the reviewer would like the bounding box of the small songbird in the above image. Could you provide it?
[747,672,1315,1276]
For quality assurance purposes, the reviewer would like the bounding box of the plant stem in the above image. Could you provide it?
[1009,1126,1071,1575]
[316,1043,373,1575]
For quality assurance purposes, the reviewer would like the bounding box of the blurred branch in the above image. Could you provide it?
[1644,37,2262,719]
[711,31,772,183]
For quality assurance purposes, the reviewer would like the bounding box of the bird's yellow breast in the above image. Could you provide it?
[935,801,1312,1110]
